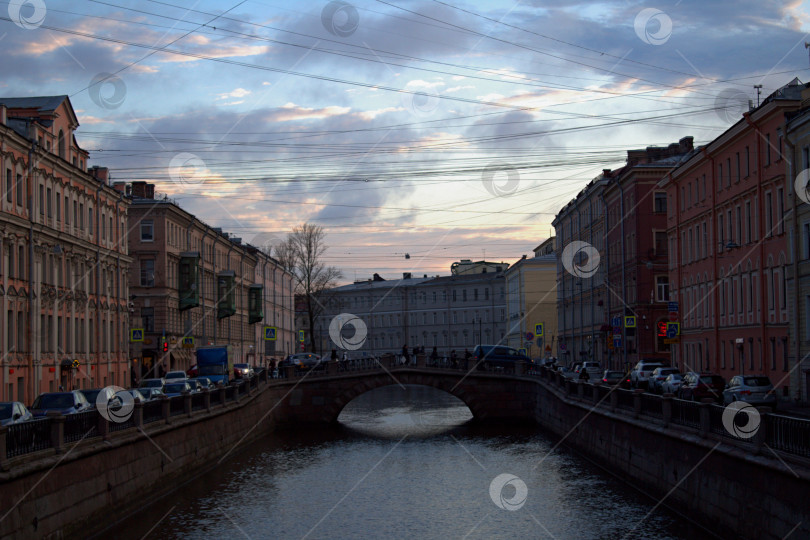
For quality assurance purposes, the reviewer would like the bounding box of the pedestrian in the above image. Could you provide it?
[579,368,590,381]
[464,349,471,370]
[430,346,439,366]
[450,350,458,369]
[402,344,410,366]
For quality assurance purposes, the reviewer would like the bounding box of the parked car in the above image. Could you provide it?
[162,382,191,397]
[233,363,255,378]
[630,360,664,389]
[678,372,726,402]
[186,364,198,378]
[139,378,165,390]
[581,361,602,379]
[127,389,147,403]
[572,363,582,374]
[190,377,215,390]
[281,353,322,370]
[472,345,532,371]
[80,387,121,408]
[648,367,681,394]
[30,391,91,417]
[138,388,165,401]
[557,366,577,379]
[722,375,778,408]
[165,371,187,381]
[185,379,203,393]
[661,373,683,395]
[601,370,626,386]
[0,402,33,425]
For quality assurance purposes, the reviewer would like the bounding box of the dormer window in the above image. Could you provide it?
[58,130,65,159]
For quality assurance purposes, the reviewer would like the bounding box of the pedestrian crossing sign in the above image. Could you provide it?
[264,326,277,341]
[299,330,305,342]
[535,323,544,337]
[624,316,636,328]
[130,328,144,342]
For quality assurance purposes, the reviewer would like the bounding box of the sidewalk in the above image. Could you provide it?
[770,400,810,419]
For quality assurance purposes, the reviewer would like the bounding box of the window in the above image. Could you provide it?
[681,186,685,210]
[15,173,22,205]
[141,307,155,332]
[656,276,669,302]
[140,259,155,287]
[745,146,750,177]
[718,164,723,189]
[58,129,65,158]
[462,289,467,302]
[718,215,724,248]
[766,134,771,166]
[654,192,667,213]
[745,201,752,243]
[702,222,708,258]
[726,158,731,187]
[702,174,706,200]
[55,192,60,222]
[46,188,52,218]
[766,192,773,236]
[5,169,11,203]
[777,188,784,234]
[140,220,154,242]
[88,208,93,235]
[735,153,741,182]
[79,203,84,229]
[38,185,43,215]
[655,231,667,256]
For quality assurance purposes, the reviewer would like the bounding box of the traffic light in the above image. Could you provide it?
[162,337,169,352]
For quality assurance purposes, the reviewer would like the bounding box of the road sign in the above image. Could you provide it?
[624,316,637,328]
[613,333,622,340]
[668,312,678,322]
[666,322,680,338]
[525,332,535,341]
[130,328,144,342]
[612,326,621,335]
[668,301,679,312]
[71,359,80,369]
[611,316,622,327]
[560,343,567,351]
[263,326,277,341]
[613,338,622,348]
[534,323,544,337]
[536,337,544,347]
[182,336,194,348]
[518,348,528,356]
[298,330,305,342]
[664,338,680,344]
[545,345,551,352]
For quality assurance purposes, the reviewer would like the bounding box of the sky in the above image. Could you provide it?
[2,0,810,283]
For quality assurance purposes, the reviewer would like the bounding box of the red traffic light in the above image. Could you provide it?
[162,338,169,352]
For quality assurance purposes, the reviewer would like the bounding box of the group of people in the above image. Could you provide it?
[400,345,472,368]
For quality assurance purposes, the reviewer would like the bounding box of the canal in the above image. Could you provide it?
[107,385,714,539]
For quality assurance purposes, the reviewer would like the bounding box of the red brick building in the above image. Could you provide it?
[660,79,806,393]
[603,137,694,369]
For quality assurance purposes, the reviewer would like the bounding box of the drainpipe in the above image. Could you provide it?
[95,184,102,384]
[589,195,596,363]
[599,192,611,369]
[575,198,583,363]
[785,127,800,401]
[184,217,195,348]
[200,225,210,344]
[225,243,234,350]
[27,125,36,401]
[617,177,627,369]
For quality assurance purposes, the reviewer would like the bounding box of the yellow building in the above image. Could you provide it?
[504,238,558,359]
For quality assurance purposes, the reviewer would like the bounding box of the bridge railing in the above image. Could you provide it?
[0,373,270,467]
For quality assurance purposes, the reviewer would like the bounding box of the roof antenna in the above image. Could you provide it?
[806,42,810,66]
[754,85,763,107]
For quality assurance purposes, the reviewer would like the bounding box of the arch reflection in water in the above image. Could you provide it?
[338,385,473,437]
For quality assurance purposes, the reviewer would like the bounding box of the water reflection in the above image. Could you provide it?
[104,385,709,540]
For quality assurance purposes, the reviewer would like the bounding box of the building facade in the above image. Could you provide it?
[0,96,131,403]
[603,137,694,370]
[504,242,558,358]
[314,268,508,356]
[126,182,294,378]
[661,79,804,395]
[553,177,609,366]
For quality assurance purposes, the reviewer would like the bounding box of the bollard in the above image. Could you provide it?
[699,401,711,438]
[49,412,65,453]
[183,391,193,417]
[661,394,673,427]
[633,389,645,418]
[203,389,211,412]
[133,401,144,429]
[97,409,110,441]
[0,426,8,471]
[160,395,171,424]
[234,384,241,403]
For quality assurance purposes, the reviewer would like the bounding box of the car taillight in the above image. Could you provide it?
[740,390,751,395]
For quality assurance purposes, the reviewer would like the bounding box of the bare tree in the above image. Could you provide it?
[280,223,342,354]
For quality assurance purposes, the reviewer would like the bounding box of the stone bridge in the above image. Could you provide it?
[270,365,539,425]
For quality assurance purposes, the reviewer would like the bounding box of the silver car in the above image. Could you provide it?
[0,402,32,425]
[649,367,680,394]
[630,361,664,388]
[722,375,778,408]
[661,373,683,394]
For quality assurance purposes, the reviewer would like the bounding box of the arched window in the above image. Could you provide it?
[57,130,65,159]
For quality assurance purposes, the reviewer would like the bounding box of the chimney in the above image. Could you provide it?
[145,183,155,199]
[130,181,147,198]
[403,272,412,279]
[372,273,385,281]
[678,136,694,153]
[112,181,127,194]
[88,166,110,185]
[602,169,611,177]
[0,104,6,126]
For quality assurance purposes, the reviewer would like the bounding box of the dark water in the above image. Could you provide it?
[107,385,714,539]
